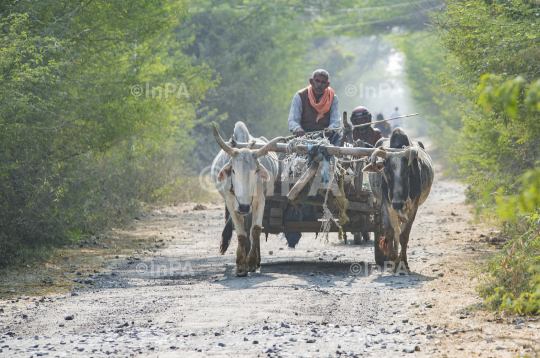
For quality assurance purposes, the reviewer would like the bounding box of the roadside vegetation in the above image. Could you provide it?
[0,0,216,267]
[391,0,540,314]
[436,0,540,315]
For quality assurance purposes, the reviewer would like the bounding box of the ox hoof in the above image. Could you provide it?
[394,261,410,274]
[236,268,248,277]
[248,266,257,272]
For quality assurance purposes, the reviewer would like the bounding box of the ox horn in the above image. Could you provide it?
[212,122,238,157]
[370,148,387,173]
[403,146,419,167]
[257,136,284,158]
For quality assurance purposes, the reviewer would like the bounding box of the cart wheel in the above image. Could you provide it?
[353,233,362,245]
[374,230,388,267]
[362,232,370,241]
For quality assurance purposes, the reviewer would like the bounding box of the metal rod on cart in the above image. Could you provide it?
[282,113,419,140]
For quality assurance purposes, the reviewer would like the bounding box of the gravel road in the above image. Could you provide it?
[1,168,538,357]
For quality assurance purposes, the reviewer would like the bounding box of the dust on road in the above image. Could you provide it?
[1,171,539,357]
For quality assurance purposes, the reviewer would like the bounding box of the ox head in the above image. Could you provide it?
[362,146,419,211]
[213,122,283,216]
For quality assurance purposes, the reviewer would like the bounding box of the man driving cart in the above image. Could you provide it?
[285,69,340,248]
[288,69,342,145]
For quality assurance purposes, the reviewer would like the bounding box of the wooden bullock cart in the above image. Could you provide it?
[230,118,391,266]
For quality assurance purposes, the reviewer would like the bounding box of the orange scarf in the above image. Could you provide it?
[308,85,335,122]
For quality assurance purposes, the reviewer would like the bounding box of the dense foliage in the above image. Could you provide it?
[431,0,540,313]
[433,0,540,201]
[0,0,214,266]
[479,214,540,313]
[476,76,540,313]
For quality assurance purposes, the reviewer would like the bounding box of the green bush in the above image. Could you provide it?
[0,1,214,267]
[428,0,540,314]
[478,214,540,313]
[477,168,540,314]
[432,0,540,204]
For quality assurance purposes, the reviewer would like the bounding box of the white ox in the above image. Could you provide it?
[211,122,282,277]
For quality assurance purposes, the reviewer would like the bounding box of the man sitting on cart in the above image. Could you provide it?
[284,69,340,248]
[288,69,341,146]
[350,106,382,147]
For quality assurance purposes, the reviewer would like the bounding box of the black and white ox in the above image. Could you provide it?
[211,122,282,277]
[362,128,434,271]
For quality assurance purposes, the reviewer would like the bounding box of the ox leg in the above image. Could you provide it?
[385,206,402,263]
[225,199,249,277]
[398,209,418,272]
[256,238,261,268]
[247,197,264,272]
[236,232,250,277]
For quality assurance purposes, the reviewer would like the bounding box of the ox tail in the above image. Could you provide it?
[220,216,234,254]
[379,236,389,256]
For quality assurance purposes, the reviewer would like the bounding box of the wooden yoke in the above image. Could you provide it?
[233,142,406,157]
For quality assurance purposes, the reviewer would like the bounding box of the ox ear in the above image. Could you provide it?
[256,163,271,181]
[217,161,233,183]
[362,161,385,173]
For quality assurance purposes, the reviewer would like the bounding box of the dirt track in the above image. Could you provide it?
[1,164,540,357]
